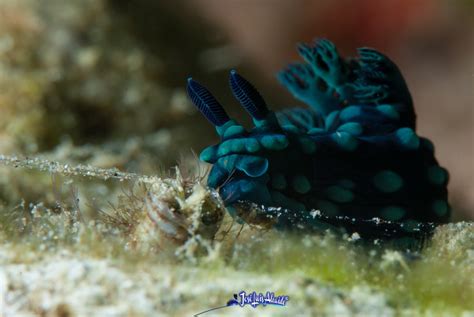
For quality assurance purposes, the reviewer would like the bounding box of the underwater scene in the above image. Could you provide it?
[0,0,473,316]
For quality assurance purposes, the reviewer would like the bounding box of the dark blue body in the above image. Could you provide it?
[186,39,449,239]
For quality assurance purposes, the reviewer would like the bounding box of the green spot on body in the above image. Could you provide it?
[222,125,245,139]
[308,127,325,135]
[326,186,354,203]
[199,146,215,162]
[216,120,239,137]
[281,125,300,134]
[396,127,420,150]
[376,104,400,120]
[245,139,261,152]
[316,200,340,217]
[271,173,287,190]
[340,106,361,121]
[337,122,363,136]
[432,200,449,216]
[260,135,289,150]
[292,175,311,194]
[373,170,403,193]
[427,166,447,185]
[225,140,244,154]
[380,206,406,221]
[325,110,340,129]
[332,132,358,151]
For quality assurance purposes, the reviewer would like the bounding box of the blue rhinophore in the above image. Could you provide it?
[229,69,269,120]
[186,78,230,126]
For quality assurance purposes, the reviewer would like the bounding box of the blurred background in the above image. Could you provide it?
[0,0,472,220]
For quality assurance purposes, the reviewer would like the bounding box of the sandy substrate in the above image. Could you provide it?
[0,247,395,317]
[1,221,473,317]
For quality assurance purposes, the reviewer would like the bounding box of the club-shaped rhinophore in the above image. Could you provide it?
[186,78,230,126]
[229,70,270,120]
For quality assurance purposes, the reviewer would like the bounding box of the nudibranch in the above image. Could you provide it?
[186,39,449,240]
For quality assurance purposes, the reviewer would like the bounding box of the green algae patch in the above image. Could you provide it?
[226,223,474,314]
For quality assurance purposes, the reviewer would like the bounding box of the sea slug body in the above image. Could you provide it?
[186,39,449,239]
